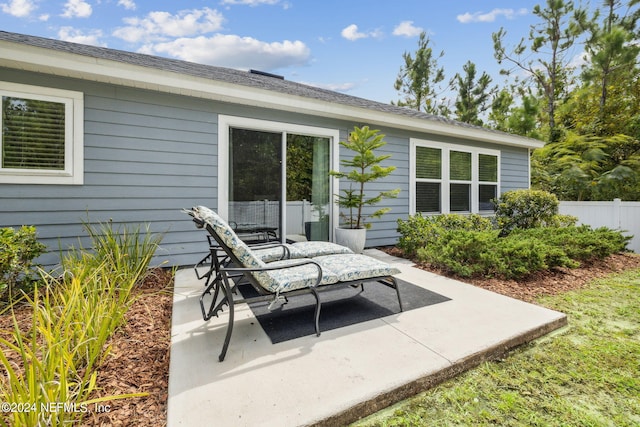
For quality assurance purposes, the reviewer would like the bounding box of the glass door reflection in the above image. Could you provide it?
[286,134,331,242]
[228,128,282,242]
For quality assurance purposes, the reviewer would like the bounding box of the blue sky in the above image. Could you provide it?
[0,0,589,105]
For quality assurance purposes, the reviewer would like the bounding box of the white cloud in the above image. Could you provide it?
[58,27,106,46]
[141,34,310,71]
[0,0,37,17]
[570,51,589,68]
[392,20,423,37]
[38,13,48,21]
[457,8,527,24]
[117,0,136,11]
[61,0,92,18]
[113,7,224,43]
[341,24,381,41]
[341,24,366,41]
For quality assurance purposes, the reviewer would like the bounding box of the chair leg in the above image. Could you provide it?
[199,277,221,321]
[392,277,404,312]
[218,273,235,362]
[310,287,321,337]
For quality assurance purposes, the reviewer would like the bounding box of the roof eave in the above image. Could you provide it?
[0,40,544,150]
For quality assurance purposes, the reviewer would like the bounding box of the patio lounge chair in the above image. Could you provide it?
[184,206,403,361]
[191,232,355,292]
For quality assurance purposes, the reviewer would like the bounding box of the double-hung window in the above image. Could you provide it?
[411,139,499,214]
[0,82,83,184]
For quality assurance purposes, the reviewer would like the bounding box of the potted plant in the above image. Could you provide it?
[330,126,400,253]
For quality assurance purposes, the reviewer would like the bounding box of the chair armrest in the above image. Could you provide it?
[221,259,323,288]
[249,243,290,260]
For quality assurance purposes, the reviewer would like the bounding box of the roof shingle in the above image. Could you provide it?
[0,30,541,145]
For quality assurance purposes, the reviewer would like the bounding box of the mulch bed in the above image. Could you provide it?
[0,268,174,427]
[80,268,174,426]
[2,253,640,425]
[383,247,640,303]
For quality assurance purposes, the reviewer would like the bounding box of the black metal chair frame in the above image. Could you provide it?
[193,234,291,294]
[190,216,403,362]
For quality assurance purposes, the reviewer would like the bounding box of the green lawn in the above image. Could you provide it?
[353,268,640,427]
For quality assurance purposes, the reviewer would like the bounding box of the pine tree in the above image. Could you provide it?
[493,0,585,142]
[393,32,449,116]
[452,61,494,126]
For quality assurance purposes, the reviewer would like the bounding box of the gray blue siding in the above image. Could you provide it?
[1,69,217,267]
[1,68,533,267]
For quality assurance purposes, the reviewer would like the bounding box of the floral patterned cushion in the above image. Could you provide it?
[252,245,290,263]
[261,259,339,292]
[288,242,353,259]
[313,254,401,282]
[255,241,353,263]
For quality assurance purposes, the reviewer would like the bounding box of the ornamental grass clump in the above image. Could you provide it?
[0,221,163,426]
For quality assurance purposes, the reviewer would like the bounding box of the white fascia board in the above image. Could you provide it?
[1,41,544,150]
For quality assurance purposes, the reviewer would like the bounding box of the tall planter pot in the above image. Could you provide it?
[334,227,366,254]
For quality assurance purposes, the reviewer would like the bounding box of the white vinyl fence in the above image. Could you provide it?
[559,199,640,253]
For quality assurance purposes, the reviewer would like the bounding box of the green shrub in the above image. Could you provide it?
[515,226,630,261]
[415,229,571,279]
[417,229,499,277]
[548,214,578,227]
[494,189,560,234]
[495,235,577,277]
[415,226,626,280]
[397,213,493,257]
[397,201,629,280]
[0,226,46,305]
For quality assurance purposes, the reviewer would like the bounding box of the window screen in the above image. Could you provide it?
[479,184,497,211]
[450,183,470,212]
[416,182,441,213]
[416,146,441,179]
[450,151,471,181]
[2,96,65,170]
[479,154,498,182]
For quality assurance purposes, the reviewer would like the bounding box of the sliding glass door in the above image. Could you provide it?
[286,134,331,241]
[228,128,282,242]
[226,121,333,243]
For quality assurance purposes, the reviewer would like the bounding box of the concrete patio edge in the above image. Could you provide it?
[313,315,568,426]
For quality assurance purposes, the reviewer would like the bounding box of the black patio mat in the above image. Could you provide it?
[238,279,451,344]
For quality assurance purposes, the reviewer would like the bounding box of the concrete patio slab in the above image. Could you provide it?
[167,250,567,427]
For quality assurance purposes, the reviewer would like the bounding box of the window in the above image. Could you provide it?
[0,82,83,184]
[479,153,498,211]
[449,150,471,212]
[415,146,441,213]
[411,140,499,214]
[218,115,339,243]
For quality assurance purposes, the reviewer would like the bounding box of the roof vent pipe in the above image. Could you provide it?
[249,69,285,80]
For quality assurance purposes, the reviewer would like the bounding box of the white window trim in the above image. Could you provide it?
[0,82,83,185]
[217,115,340,239]
[410,138,500,215]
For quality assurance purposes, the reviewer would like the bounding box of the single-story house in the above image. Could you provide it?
[0,31,544,267]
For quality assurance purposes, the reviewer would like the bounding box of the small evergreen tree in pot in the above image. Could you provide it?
[330,126,400,251]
